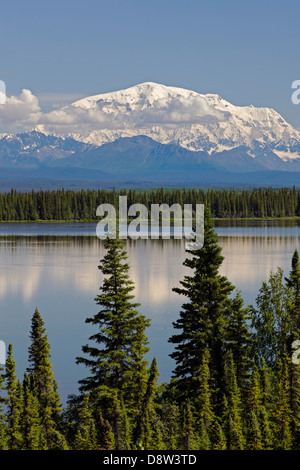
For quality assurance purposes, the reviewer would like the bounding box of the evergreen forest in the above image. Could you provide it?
[0,205,300,450]
[0,187,300,221]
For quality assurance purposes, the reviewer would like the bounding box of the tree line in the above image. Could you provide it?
[0,207,300,450]
[0,186,300,221]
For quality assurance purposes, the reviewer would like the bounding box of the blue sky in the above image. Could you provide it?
[1,0,300,127]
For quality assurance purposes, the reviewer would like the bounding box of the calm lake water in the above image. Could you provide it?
[0,220,299,404]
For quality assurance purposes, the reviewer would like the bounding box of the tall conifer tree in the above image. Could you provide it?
[272,356,293,450]
[27,308,67,449]
[223,351,245,450]
[5,344,23,450]
[286,249,300,330]
[77,237,150,402]
[21,373,41,450]
[0,365,7,449]
[73,393,98,450]
[169,206,234,401]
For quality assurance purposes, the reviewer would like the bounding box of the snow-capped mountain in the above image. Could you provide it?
[36,82,300,162]
[1,82,300,189]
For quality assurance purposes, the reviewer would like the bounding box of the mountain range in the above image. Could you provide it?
[1,82,300,190]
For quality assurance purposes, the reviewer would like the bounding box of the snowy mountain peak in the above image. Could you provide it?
[35,82,300,160]
[70,81,204,113]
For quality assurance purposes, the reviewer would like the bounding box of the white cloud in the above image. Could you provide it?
[39,92,227,135]
[0,89,41,132]
[135,94,226,127]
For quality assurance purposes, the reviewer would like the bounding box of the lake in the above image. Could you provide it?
[0,220,299,404]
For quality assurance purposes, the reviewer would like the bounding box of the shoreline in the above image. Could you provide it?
[0,216,300,224]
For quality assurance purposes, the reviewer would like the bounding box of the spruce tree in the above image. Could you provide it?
[122,315,151,418]
[272,356,293,450]
[0,365,7,449]
[223,351,245,450]
[159,398,180,450]
[120,397,131,450]
[21,373,41,450]
[27,308,67,449]
[245,366,263,449]
[256,358,273,448]
[108,391,124,450]
[178,400,197,450]
[76,236,151,413]
[226,291,253,391]
[140,410,152,450]
[97,414,115,450]
[259,406,273,450]
[247,365,262,416]
[5,344,23,450]
[246,411,262,450]
[210,420,226,450]
[73,393,97,450]
[194,348,214,444]
[133,357,159,446]
[290,363,300,450]
[149,416,165,450]
[169,206,234,401]
[286,249,300,331]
